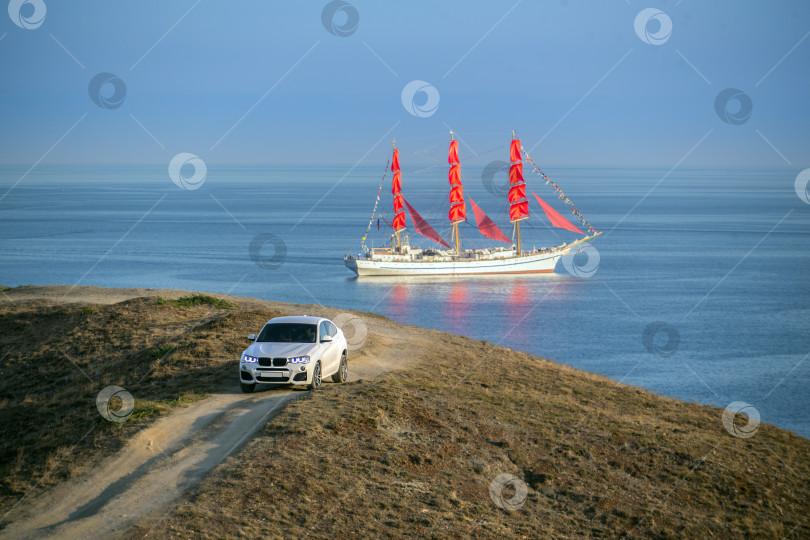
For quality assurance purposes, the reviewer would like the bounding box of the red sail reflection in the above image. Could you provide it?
[386,282,411,320]
[502,278,575,352]
[443,280,468,336]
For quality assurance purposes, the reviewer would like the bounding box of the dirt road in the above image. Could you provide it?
[1,387,299,539]
[0,286,420,539]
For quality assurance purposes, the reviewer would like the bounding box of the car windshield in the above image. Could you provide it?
[257,323,317,343]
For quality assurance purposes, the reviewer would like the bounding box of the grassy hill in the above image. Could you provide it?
[0,289,285,518]
[0,286,808,538]
[129,344,809,538]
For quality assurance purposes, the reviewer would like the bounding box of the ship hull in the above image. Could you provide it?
[345,250,566,276]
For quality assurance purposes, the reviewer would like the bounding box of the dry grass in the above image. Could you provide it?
[0,295,285,518]
[129,341,809,538]
[1,289,808,538]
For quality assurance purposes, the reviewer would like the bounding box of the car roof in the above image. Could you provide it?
[265,315,325,325]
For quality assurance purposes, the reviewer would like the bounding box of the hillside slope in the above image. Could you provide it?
[0,286,808,538]
[129,341,809,538]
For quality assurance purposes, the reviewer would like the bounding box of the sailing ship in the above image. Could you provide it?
[344,132,601,277]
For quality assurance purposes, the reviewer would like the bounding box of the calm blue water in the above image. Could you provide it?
[2,165,809,437]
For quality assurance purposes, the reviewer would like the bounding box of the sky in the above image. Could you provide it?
[0,0,809,168]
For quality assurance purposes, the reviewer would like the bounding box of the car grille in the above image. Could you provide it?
[258,357,288,367]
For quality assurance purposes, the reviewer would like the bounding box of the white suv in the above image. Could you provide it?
[239,316,348,392]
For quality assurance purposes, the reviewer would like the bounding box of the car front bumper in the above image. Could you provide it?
[240,362,312,385]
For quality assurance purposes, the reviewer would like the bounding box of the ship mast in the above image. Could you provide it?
[448,131,466,255]
[391,140,406,251]
[508,130,529,254]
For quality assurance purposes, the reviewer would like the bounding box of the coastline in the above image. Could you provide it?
[0,285,808,538]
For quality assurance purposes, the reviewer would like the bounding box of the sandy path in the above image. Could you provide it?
[0,387,299,539]
[0,286,421,539]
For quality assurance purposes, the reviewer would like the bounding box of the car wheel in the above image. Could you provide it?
[331,353,348,383]
[240,382,256,393]
[308,361,322,391]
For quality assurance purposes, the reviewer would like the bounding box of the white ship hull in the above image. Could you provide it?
[345,247,571,276]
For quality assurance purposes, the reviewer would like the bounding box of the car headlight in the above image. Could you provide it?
[242,355,258,363]
[288,356,310,364]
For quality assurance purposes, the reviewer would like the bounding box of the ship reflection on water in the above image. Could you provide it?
[355,274,574,353]
[443,281,468,337]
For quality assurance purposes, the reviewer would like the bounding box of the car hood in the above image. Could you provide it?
[244,342,316,358]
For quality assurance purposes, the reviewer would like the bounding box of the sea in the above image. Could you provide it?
[1,164,809,438]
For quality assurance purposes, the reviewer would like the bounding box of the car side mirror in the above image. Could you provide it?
[248,333,256,341]
[321,335,333,343]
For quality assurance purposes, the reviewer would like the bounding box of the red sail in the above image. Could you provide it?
[391,149,399,172]
[448,138,465,224]
[509,163,523,184]
[392,148,405,232]
[532,192,584,234]
[449,184,464,204]
[509,200,529,221]
[448,140,459,164]
[448,164,461,185]
[510,139,522,162]
[449,202,466,223]
[508,183,526,203]
[508,136,528,222]
[392,211,406,231]
[403,198,451,248]
[468,197,510,243]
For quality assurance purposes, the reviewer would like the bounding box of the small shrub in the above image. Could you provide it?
[155,295,238,310]
[130,402,160,421]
